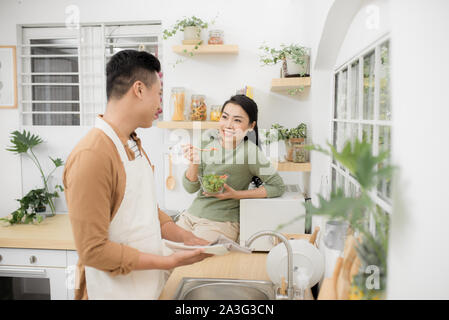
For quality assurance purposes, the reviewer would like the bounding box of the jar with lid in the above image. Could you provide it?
[292,138,308,163]
[190,95,207,121]
[169,87,186,121]
[208,29,224,45]
[210,105,222,121]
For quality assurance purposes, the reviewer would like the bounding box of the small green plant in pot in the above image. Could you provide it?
[0,188,62,224]
[20,188,48,213]
[264,123,307,162]
[163,16,213,61]
[163,16,209,42]
[259,43,310,77]
[3,130,64,224]
[286,123,307,162]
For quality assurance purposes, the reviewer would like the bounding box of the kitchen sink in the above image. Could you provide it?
[173,277,276,300]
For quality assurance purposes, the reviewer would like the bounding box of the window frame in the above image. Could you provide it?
[329,33,392,217]
[18,21,162,127]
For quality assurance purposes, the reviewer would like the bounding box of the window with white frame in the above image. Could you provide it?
[20,22,162,126]
[331,37,391,215]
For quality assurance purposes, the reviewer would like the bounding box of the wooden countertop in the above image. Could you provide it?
[159,252,270,300]
[0,214,76,250]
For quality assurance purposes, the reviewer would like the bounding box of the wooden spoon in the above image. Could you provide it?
[166,153,176,190]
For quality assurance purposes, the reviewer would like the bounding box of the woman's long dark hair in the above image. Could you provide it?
[221,94,259,146]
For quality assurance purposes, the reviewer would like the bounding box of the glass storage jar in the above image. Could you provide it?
[292,138,308,163]
[208,29,224,45]
[170,87,186,121]
[210,105,222,121]
[190,95,207,121]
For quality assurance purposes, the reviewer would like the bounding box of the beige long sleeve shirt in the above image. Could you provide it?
[63,116,172,300]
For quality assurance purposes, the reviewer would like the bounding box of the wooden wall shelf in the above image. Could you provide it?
[271,77,311,92]
[272,161,311,172]
[157,121,220,129]
[172,44,239,55]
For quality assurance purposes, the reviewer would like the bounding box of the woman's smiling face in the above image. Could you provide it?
[219,102,255,145]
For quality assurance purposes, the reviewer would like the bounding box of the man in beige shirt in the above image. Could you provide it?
[63,50,209,300]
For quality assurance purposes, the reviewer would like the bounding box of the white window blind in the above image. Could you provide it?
[20,22,162,126]
[331,36,392,215]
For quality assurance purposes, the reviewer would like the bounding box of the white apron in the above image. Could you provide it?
[84,117,165,300]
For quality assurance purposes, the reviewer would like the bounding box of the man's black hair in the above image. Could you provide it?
[106,50,161,100]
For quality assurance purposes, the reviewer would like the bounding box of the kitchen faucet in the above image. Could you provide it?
[245,230,294,300]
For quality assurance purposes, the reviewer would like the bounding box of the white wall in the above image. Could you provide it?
[387,0,449,299]
[0,0,324,217]
[335,0,390,68]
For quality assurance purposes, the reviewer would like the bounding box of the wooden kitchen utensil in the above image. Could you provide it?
[336,235,357,300]
[275,233,309,244]
[317,256,343,300]
[166,153,176,190]
[274,227,320,247]
[274,233,310,246]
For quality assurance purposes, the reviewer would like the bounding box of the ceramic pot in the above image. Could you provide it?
[285,55,310,76]
[183,26,202,41]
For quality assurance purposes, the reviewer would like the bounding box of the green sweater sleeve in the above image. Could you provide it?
[259,173,286,198]
[248,144,286,198]
[182,170,201,193]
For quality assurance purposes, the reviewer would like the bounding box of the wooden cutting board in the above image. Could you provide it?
[318,233,360,300]
[336,235,357,299]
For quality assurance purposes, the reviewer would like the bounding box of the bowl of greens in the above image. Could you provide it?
[198,173,229,194]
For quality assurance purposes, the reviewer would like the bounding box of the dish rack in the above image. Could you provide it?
[273,226,321,247]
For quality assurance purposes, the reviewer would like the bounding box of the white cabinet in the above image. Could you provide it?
[0,248,78,300]
[0,248,66,267]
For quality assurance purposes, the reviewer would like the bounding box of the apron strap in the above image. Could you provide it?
[95,117,129,164]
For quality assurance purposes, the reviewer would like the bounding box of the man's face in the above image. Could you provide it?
[137,72,162,128]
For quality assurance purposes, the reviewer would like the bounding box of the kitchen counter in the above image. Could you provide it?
[0,214,76,250]
[159,251,315,300]
[159,252,270,300]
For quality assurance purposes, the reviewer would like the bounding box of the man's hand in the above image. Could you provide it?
[202,183,239,200]
[135,249,211,271]
[169,249,211,268]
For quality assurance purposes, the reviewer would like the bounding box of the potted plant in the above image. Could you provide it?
[259,43,311,77]
[0,188,63,225]
[5,130,64,219]
[286,123,308,162]
[303,138,394,299]
[163,15,216,65]
[264,123,307,162]
[163,16,209,44]
[0,206,41,225]
[20,188,48,213]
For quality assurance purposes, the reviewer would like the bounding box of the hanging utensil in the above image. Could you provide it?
[166,153,176,190]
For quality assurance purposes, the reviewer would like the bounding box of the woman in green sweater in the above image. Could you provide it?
[178,95,286,243]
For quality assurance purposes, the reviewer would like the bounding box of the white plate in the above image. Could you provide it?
[266,239,324,287]
[163,239,229,255]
